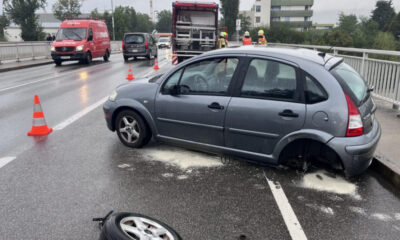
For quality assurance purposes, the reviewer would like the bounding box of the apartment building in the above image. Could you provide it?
[241,0,314,31]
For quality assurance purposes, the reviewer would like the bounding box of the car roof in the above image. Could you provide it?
[202,45,343,69]
[124,32,148,36]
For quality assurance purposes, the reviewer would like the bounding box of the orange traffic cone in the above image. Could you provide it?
[27,95,52,136]
[126,64,135,80]
[153,57,159,70]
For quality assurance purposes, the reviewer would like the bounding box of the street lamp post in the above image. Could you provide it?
[111,0,115,41]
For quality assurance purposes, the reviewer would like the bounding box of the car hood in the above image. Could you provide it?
[116,78,159,100]
[52,40,85,47]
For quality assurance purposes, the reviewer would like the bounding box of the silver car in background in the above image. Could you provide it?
[103,46,381,177]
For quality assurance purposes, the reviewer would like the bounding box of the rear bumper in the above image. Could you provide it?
[51,51,87,61]
[327,119,381,177]
[123,50,149,57]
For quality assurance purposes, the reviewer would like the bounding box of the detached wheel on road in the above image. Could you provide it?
[54,60,62,66]
[100,212,181,240]
[103,50,110,61]
[115,110,151,148]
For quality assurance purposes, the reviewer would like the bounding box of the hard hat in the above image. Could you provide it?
[220,32,225,37]
[258,29,264,36]
[244,31,250,37]
[223,32,227,37]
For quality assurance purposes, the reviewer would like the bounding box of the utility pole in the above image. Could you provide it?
[111,0,115,40]
[150,0,154,22]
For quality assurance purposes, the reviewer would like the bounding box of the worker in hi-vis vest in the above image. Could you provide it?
[242,31,252,45]
[257,29,267,46]
[218,32,228,48]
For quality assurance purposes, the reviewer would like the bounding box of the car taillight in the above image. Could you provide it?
[345,94,363,137]
[145,40,149,49]
[122,41,125,50]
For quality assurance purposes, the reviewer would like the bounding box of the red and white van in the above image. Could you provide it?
[51,19,111,66]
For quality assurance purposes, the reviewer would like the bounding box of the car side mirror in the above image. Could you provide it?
[169,85,181,95]
[88,35,93,41]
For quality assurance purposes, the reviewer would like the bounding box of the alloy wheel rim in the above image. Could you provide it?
[119,116,140,143]
[119,216,176,240]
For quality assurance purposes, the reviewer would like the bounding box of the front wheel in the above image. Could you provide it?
[123,55,129,62]
[115,110,151,148]
[85,52,92,64]
[103,50,110,61]
[54,60,62,66]
[99,212,181,240]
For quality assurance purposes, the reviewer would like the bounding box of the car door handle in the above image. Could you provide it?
[208,102,224,110]
[279,109,299,118]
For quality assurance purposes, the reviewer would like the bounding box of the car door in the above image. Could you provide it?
[155,57,241,146]
[87,27,96,57]
[224,57,306,160]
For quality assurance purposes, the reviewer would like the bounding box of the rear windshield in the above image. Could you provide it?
[159,38,169,42]
[331,63,369,105]
[125,34,145,44]
[56,28,87,41]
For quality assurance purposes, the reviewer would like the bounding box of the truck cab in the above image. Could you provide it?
[51,19,111,66]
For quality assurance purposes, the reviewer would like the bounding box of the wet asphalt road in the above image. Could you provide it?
[0,51,400,240]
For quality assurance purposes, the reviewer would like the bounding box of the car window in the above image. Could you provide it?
[305,75,328,104]
[331,62,368,104]
[88,28,93,40]
[241,59,297,101]
[162,69,183,93]
[178,58,239,95]
[125,34,144,44]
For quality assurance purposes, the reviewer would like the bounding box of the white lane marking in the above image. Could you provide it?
[264,171,308,240]
[0,76,57,93]
[0,157,16,169]
[53,96,108,130]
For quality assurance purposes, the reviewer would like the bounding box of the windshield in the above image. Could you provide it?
[331,62,369,105]
[159,38,169,42]
[56,28,87,41]
[125,34,145,44]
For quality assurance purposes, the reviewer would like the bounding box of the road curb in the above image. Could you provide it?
[0,60,54,73]
[371,154,400,188]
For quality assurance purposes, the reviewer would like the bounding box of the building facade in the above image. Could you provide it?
[241,0,314,31]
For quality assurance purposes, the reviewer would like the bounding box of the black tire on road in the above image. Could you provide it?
[54,60,62,66]
[124,55,129,62]
[103,50,110,61]
[85,52,92,64]
[99,212,182,240]
[115,110,151,148]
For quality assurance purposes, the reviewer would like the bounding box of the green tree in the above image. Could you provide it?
[323,29,353,47]
[134,13,154,33]
[113,6,137,40]
[338,13,358,35]
[373,31,397,50]
[389,12,400,40]
[4,0,46,41]
[53,0,81,21]
[220,0,239,39]
[156,10,172,33]
[238,13,251,36]
[0,15,10,41]
[371,0,396,31]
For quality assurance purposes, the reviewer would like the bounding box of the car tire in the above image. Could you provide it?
[115,110,151,148]
[54,60,62,66]
[100,212,181,240]
[123,55,129,62]
[133,57,137,61]
[85,52,92,64]
[147,51,152,60]
[103,50,110,61]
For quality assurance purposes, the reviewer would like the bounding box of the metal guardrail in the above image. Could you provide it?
[0,41,122,63]
[269,43,400,105]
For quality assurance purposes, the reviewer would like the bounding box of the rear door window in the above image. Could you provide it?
[331,63,368,105]
[125,34,145,44]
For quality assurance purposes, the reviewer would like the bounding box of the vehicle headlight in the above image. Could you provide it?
[76,45,84,51]
[50,46,55,52]
[108,89,118,101]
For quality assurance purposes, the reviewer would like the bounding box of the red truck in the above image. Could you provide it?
[51,19,111,66]
[172,1,219,63]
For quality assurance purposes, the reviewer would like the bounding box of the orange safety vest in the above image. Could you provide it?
[242,37,252,45]
[258,36,267,46]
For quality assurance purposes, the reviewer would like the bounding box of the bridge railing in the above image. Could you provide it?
[0,41,122,63]
[269,43,400,106]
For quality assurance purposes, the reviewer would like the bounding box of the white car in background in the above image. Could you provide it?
[157,37,171,48]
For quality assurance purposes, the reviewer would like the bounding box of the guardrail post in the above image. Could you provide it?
[394,67,400,110]
[333,49,338,56]
[31,44,35,60]
[16,44,20,62]
[361,52,368,77]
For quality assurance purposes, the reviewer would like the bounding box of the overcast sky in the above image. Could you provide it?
[1,0,400,24]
